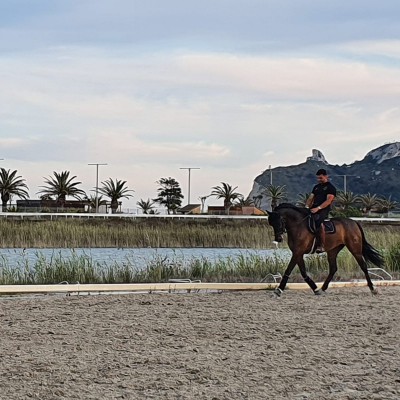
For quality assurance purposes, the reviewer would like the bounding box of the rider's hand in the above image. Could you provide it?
[310,207,319,214]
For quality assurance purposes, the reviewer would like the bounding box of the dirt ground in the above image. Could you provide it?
[0,287,399,400]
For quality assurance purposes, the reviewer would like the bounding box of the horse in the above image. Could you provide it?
[266,203,384,296]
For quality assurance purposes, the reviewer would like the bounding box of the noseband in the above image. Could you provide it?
[273,214,287,236]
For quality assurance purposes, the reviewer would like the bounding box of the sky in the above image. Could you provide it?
[1,1,400,210]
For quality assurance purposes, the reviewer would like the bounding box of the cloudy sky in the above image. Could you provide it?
[1,1,400,209]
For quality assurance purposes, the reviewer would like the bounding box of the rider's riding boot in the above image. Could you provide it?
[316,225,326,254]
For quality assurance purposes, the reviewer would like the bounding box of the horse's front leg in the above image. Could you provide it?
[297,257,320,295]
[274,255,298,297]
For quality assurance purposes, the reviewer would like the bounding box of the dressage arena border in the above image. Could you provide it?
[1,280,400,295]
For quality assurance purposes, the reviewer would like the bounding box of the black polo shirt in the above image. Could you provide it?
[311,182,336,210]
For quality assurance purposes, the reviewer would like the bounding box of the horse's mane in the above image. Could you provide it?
[274,203,310,216]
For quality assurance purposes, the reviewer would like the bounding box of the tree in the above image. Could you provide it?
[137,198,155,214]
[236,197,255,206]
[98,178,134,214]
[0,168,29,212]
[40,194,54,201]
[296,192,310,208]
[211,182,243,214]
[153,177,184,215]
[359,193,379,215]
[39,171,86,207]
[263,185,286,210]
[252,194,263,208]
[377,196,398,214]
[85,195,108,212]
[335,191,360,211]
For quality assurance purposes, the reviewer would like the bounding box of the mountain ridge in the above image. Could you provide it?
[248,142,400,209]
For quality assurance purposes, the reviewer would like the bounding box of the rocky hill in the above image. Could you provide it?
[248,142,400,209]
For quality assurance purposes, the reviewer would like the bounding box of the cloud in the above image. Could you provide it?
[178,52,400,101]
[337,40,400,60]
[89,132,231,165]
[2,4,400,208]
[1,46,399,175]
[0,137,25,148]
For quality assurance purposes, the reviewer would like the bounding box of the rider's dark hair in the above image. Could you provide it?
[316,168,327,176]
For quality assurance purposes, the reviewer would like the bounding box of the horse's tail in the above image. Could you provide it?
[356,222,384,267]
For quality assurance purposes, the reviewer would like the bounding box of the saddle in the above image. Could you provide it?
[307,215,336,235]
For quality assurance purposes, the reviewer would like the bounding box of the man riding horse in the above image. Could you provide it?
[267,169,382,296]
[305,168,337,253]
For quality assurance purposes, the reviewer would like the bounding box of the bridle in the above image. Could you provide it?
[270,208,311,240]
[276,214,287,236]
[268,212,287,242]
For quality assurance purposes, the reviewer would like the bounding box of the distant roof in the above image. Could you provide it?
[178,204,201,212]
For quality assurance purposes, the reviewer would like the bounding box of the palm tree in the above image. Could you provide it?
[39,171,86,208]
[297,192,310,208]
[137,198,155,214]
[335,191,360,211]
[0,168,29,212]
[211,182,243,214]
[236,197,255,206]
[40,194,54,201]
[263,185,286,210]
[377,196,398,214]
[359,193,379,215]
[86,195,107,213]
[252,194,263,208]
[98,178,134,214]
[153,177,184,215]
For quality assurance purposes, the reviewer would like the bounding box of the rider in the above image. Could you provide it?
[305,169,336,253]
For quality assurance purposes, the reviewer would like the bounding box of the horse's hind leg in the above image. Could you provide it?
[297,257,319,294]
[353,253,376,294]
[321,245,344,292]
[346,237,376,293]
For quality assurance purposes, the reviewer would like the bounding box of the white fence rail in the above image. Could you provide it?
[1,280,400,295]
[0,212,399,223]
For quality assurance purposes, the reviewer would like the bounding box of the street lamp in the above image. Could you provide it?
[180,167,200,204]
[268,165,273,185]
[333,175,360,194]
[88,163,108,213]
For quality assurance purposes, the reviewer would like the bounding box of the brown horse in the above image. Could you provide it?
[267,203,384,296]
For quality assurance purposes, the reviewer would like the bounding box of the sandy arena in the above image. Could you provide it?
[0,287,399,400]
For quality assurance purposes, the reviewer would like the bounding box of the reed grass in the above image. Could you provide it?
[1,218,400,250]
[0,218,274,248]
[0,219,399,285]
[0,247,398,286]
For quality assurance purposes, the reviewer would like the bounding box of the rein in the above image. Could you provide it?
[278,207,310,233]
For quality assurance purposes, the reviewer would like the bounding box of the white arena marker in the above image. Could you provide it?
[0,281,399,295]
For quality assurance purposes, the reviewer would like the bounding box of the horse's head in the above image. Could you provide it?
[266,210,285,243]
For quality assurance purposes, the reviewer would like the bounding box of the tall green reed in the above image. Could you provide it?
[0,248,398,285]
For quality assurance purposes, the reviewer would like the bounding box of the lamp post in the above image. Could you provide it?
[88,163,108,213]
[333,175,359,194]
[269,165,273,185]
[180,167,200,204]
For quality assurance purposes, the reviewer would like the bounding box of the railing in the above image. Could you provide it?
[0,212,399,222]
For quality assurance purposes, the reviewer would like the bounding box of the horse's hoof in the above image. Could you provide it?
[371,288,380,296]
[273,288,283,298]
[314,289,324,296]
